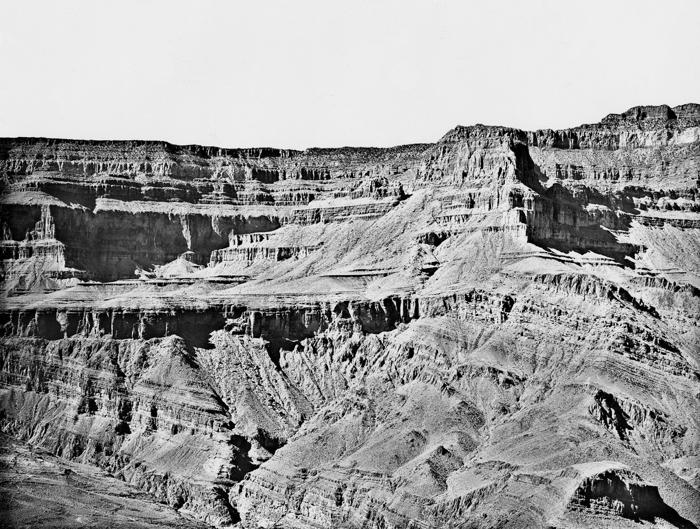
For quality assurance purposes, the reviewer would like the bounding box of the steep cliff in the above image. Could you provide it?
[1,104,699,528]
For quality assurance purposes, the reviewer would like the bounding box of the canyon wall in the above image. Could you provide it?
[1,104,699,528]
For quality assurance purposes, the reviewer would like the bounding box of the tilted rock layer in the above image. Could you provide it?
[1,103,699,528]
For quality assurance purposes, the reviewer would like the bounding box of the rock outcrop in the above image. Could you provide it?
[1,104,699,528]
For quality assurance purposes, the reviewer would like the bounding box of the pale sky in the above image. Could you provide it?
[1,0,698,149]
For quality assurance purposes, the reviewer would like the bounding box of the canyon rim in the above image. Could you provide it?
[1,103,699,528]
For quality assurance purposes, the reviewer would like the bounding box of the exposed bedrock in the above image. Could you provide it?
[0,335,237,526]
[1,104,700,528]
[562,465,698,528]
[3,103,699,290]
[1,288,522,349]
[527,104,700,197]
[2,267,698,527]
[0,201,279,282]
[528,104,700,151]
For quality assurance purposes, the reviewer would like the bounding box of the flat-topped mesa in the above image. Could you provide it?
[528,103,700,150]
[412,125,541,241]
[2,103,699,292]
[0,139,421,226]
[436,124,530,145]
[0,138,294,178]
[295,144,430,177]
[0,138,427,185]
[603,103,700,126]
[527,104,700,197]
[416,125,534,187]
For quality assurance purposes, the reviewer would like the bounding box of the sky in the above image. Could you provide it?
[1,0,699,149]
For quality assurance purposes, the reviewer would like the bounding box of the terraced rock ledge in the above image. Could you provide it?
[1,104,699,528]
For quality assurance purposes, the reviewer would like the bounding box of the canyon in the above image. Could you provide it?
[1,103,699,528]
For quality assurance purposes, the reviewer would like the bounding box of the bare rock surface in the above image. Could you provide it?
[0,434,207,528]
[1,104,699,528]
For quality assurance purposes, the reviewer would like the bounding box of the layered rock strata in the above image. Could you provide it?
[1,104,699,528]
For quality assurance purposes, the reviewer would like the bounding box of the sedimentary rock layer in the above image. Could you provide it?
[1,104,699,528]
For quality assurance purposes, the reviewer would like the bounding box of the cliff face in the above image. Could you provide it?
[1,104,699,529]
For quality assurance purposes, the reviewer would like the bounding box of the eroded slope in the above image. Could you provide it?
[1,104,699,528]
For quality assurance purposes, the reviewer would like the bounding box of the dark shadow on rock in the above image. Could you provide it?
[529,183,639,265]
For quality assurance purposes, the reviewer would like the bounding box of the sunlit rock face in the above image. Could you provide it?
[1,104,699,528]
